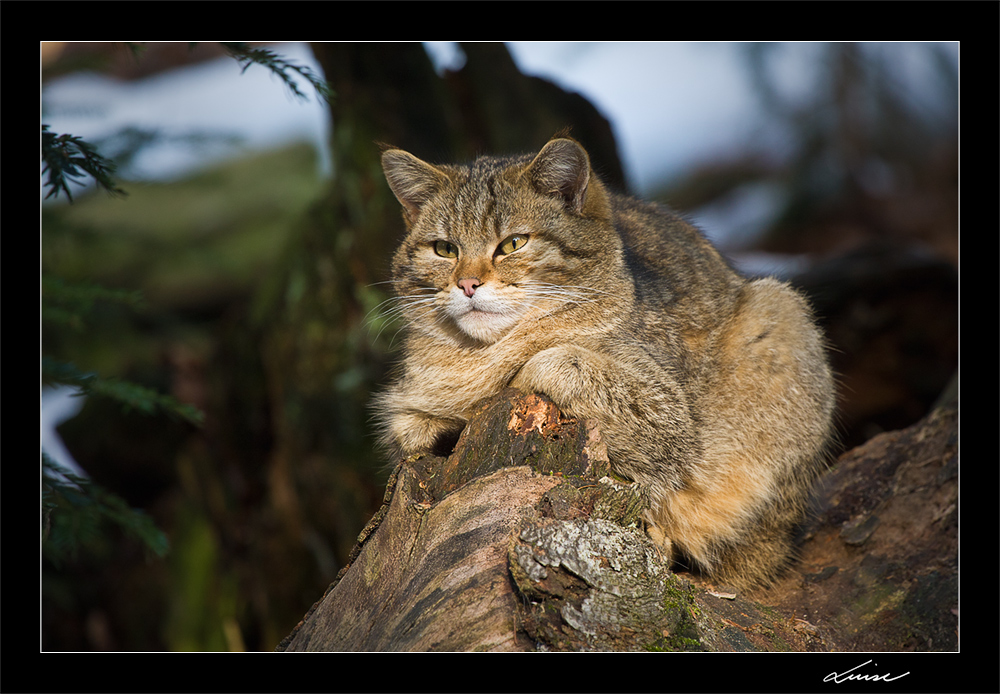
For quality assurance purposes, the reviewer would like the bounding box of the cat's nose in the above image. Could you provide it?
[458,277,481,297]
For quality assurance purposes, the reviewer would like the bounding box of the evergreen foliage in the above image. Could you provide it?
[41,292,201,563]
[42,357,204,425]
[42,124,126,202]
[41,276,144,331]
[41,42,332,201]
[41,41,336,649]
[43,452,170,566]
[220,42,334,104]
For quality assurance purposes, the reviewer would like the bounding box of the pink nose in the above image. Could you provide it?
[458,277,481,297]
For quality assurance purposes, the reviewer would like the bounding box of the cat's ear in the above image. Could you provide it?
[526,138,592,214]
[381,149,451,224]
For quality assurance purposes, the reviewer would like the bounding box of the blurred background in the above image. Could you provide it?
[41,42,958,651]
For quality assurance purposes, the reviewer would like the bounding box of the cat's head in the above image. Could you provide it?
[380,137,621,345]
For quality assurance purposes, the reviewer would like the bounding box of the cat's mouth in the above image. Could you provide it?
[454,292,507,316]
[449,300,521,343]
[457,305,507,321]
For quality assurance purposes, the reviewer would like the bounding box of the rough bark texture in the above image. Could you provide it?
[278,387,957,652]
[754,390,958,651]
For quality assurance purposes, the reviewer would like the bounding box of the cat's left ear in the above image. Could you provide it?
[525,138,593,214]
[381,149,451,225]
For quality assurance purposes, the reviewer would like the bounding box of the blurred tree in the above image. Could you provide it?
[41,128,201,601]
[658,43,957,263]
[42,42,332,652]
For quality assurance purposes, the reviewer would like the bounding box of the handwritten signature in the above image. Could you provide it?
[824,660,910,683]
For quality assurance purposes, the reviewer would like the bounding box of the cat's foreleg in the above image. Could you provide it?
[509,344,696,486]
[382,406,466,459]
[510,343,693,558]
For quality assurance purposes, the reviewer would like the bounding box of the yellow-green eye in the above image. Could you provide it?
[498,234,528,255]
[433,240,459,258]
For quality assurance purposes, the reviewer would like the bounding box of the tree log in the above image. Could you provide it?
[278,388,957,652]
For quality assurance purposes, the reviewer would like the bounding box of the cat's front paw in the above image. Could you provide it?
[644,521,674,563]
[510,345,606,417]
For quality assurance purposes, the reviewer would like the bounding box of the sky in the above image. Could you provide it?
[43,41,957,212]
[42,42,806,190]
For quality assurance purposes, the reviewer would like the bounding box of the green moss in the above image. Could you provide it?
[647,575,704,651]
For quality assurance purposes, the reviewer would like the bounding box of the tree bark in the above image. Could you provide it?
[278,387,957,652]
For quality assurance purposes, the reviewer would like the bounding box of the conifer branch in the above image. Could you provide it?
[43,453,170,565]
[42,124,127,201]
[220,42,334,104]
[42,358,204,426]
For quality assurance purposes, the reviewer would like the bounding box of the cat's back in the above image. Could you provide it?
[608,192,744,332]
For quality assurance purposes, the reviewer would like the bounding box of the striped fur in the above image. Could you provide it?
[375,138,835,589]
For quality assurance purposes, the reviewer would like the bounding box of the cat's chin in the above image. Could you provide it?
[454,309,519,344]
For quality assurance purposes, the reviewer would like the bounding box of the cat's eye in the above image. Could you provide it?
[497,234,529,256]
[433,240,459,258]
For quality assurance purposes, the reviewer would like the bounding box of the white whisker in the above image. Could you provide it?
[365,286,442,346]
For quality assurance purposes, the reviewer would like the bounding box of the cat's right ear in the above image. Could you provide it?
[381,149,450,225]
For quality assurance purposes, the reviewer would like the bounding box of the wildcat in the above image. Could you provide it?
[374,136,835,589]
